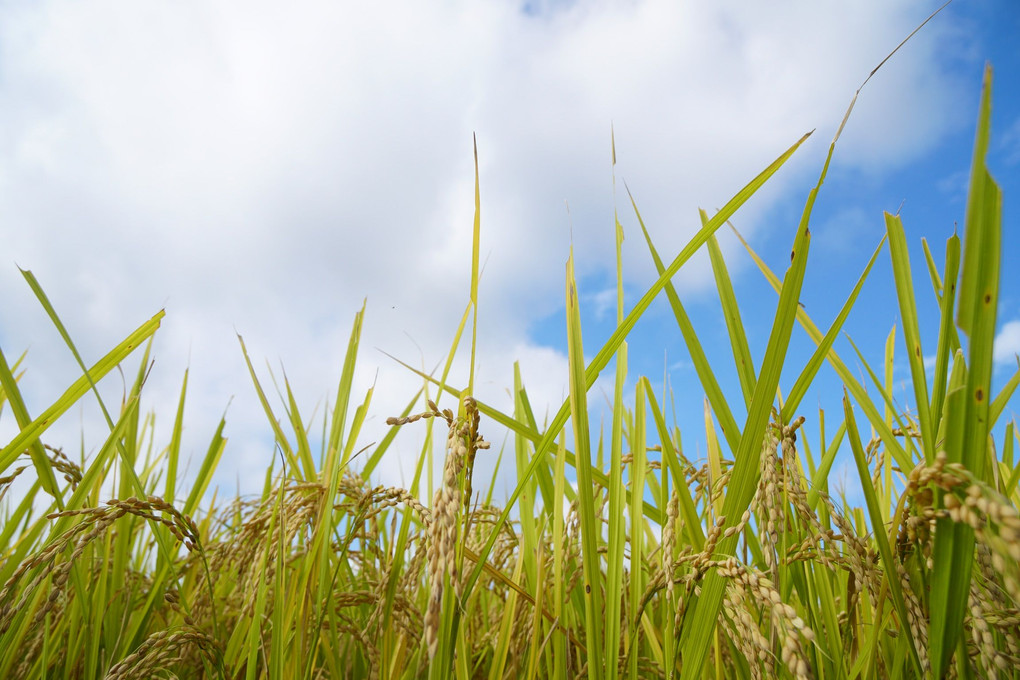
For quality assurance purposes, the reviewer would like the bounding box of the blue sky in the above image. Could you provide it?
[1,0,1018,504]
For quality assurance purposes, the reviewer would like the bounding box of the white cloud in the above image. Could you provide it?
[0,0,975,502]
[994,319,1020,367]
[587,287,617,322]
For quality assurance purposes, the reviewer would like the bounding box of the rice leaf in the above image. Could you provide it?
[645,376,704,549]
[929,233,961,433]
[706,224,756,407]
[164,371,188,505]
[733,229,914,476]
[627,380,647,680]
[237,334,300,472]
[930,63,1001,679]
[680,150,813,678]
[0,309,164,489]
[781,235,886,422]
[631,193,739,452]
[606,157,628,678]
[843,390,922,675]
[565,249,605,680]
[18,267,116,429]
[991,364,1020,426]
[885,212,936,462]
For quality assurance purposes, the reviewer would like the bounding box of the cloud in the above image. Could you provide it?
[0,0,975,500]
[994,319,1020,367]
[587,287,618,322]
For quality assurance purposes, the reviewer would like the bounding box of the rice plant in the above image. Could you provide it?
[1,38,1018,680]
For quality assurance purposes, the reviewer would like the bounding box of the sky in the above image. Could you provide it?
[1,0,1018,508]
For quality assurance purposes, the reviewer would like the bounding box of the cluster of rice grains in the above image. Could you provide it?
[0,495,216,678]
[347,399,1020,678]
[639,411,1020,679]
[387,396,494,663]
[639,412,818,680]
[2,396,1019,678]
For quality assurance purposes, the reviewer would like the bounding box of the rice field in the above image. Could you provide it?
[1,42,1018,680]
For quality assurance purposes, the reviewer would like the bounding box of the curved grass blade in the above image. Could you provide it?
[278,368,318,480]
[467,133,482,402]
[383,349,669,521]
[14,270,167,509]
[930,63,1001,679]
[706,223,756,407]
[1004,422,1019,497]
[237,334,300,472]
[679,161,813,679]
[0,310,165,479]
[552,431,568,680]
[182,412,228,518]
[18,267,117,430]
[456,130,810,605]
[843,390,923,675]
[929,232,961,435]
[0,349,63,500]
[606,354,627,677]
[325,299,365,484]
[780,234,886,423]
[843,332,917,473]
[644,379,704,549]
[885,212,936,462]
[630,190,740,453]
[732,228,913,476]
[627,379,647,680]
[565,249,605,680]
[671,15,962,659]
[806,420,846,511]
[607,140,628,679]
[164,370,188,505]
[991,364,1020,427]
